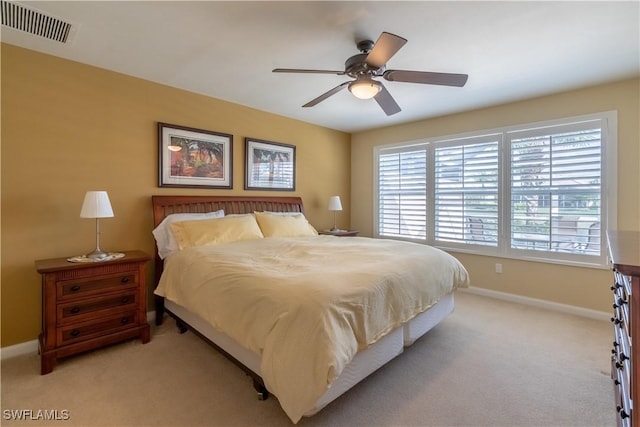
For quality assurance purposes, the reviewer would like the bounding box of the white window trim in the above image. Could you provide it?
[373,111,617,269]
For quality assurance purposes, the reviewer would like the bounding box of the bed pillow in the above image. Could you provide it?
[254,211,318,237]
[170,214,264,250]
[153,210,224,259]
[263,211,303,216]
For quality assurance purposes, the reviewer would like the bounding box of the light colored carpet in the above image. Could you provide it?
[1,292,614,426]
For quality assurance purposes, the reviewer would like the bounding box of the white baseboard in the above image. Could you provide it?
[1,339,39,360]
[461,286,610,322]
[1,311,156,361]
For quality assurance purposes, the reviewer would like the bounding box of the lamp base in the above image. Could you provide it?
[85,249,109,260]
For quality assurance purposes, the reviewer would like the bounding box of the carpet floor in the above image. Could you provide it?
[1,291,614,426]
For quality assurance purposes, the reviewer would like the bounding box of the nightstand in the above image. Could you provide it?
[320,230,360,237]
[35,250,151,374]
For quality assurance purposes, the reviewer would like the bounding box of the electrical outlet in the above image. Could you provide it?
[495,263,502,273]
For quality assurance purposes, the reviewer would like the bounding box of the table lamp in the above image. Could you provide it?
[328,195,343,231]
[80,191,114,259]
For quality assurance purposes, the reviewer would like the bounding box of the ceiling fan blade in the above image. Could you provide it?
[302,81,350,107]
[273,68,345,75]
[366,32,407,69]
[383,70,468,87]
[374,83,401,116]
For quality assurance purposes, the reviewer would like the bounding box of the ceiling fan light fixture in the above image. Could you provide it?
[348,79,382,100]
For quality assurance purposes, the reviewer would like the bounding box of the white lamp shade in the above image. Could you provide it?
[348,79,382,100]
[80,191,114,218]
[328,196,343,212]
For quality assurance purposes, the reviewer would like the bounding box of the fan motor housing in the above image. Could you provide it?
[345,53,384,78]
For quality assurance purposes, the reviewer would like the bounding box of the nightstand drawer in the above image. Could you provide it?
[57,291,137,324]
[57,273,138,300]
[319,230,359,237]
[58,311,138,345]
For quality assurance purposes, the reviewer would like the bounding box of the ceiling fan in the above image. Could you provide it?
[273,32,468,116]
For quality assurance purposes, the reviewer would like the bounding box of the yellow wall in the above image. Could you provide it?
[351,77,640,313]
[2,42,638,347]
[1,44,351,346]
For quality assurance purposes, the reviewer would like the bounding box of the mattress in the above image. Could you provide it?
[156,236,469,422]
[404,292,455,346]
[164,292,455,416]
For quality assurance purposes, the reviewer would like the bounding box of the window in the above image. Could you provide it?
[509,124,603,256]
[377,146,427,239]
[434,137,499,246]
[373,112,616,268]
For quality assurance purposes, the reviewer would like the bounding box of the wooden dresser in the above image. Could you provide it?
[608,230,640,427]
[36,250,151,374]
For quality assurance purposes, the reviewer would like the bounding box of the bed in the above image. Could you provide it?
[151,195,469,423]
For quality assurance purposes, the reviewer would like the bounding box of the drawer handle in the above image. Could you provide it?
[121,277,130,284]
[121,297,130,304]
[611,317,623,326]
[619,352,629,362]
[120,317,129,324]
[613,298,627,309]
[70,329,80,337]
[70,285,81,292]
[611,282,622,291]
[617,406,630,419]
[70,307,81,314]
[615,361,624,370]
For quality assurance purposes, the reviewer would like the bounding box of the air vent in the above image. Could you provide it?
[1,0,74,43]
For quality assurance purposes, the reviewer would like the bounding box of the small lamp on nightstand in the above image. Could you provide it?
[80,191,114,260]
[328,195,343,231]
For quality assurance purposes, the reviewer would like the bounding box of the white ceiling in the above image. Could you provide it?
[2,1,639,133]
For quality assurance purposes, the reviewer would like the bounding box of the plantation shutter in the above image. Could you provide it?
[373,112,611,267]
[509,122,602,254]
[434,139,499,246]
[377,146,427,239]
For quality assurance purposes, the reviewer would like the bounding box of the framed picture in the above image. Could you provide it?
[245,138,296,191]
[158,122,233,189]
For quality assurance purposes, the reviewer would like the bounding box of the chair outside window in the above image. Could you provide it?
[583,221,601,254]
[466,216,499,245]
[467,217,484,241]
[551,216,580,251]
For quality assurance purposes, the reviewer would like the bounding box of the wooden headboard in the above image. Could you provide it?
[151,195,305,285]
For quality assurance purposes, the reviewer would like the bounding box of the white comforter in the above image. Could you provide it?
[155,236,469,422]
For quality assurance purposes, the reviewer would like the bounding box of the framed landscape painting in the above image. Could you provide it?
[245,138,296,191]
[158,122,233,189]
